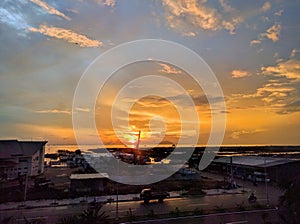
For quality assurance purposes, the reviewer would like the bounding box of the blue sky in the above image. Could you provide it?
[0,0,299,145]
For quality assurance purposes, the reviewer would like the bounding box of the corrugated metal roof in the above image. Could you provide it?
[213,156,295,168]
[70,173,109,180]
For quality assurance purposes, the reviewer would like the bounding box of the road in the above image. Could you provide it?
[0,172,282,223]
[0,193,276,223]
[103,192,274,218]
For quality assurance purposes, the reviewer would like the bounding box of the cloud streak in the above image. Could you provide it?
[0,8,29,31]
[35,109,71,114]
[231,129,265,139]
[30,0,71,21]
[29,24,102,47]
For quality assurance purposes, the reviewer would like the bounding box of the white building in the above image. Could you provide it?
[0,140,47,180]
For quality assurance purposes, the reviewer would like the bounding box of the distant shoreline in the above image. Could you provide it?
[45,144,300,155]
[47,144,300,148]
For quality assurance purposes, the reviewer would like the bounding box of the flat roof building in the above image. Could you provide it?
[70,173,109,194]
[213,156,296,168]
[208,156,300,182]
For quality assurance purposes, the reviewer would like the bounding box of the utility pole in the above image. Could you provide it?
[136,130,141,150]
[24,172,28,202]
[230,157,233,181]
[134,130,141,165]
[24,160,31,202]
[116,182,119,221]
[115,159,119,222]
[264,156,269,206]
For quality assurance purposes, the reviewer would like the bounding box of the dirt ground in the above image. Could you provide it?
[102,175,223,196]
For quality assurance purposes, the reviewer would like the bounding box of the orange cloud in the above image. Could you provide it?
[261,23,281,42]
[251,23,281,45]
[231,52,300,114]
[162,0,242,36]
[159,63,182,75]
[262,59,300,80]
[231,69,251,78]
[29,25,102,47]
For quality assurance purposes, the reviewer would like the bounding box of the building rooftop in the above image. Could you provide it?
[0,140,47,159]
[70,173,109,180]
[213,156,297,168]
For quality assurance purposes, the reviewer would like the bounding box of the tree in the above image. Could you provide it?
[75,149,81,155]
[0,216,12,224]
[277,175,300,224]
[57,203,109,224]
[79,204,109,224]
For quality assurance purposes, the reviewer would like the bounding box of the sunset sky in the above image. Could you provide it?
[0,0,299,146]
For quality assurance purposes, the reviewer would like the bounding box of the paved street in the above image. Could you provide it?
[0,192,279,223]
[0,171,283,223]
[103,191,275,219]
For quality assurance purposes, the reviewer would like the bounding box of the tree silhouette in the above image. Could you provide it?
[277,175,300,224]
[57,203,109,224]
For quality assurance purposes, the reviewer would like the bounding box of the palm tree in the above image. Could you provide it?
[57,216,80,224]
[57,203,109,224]
[79,204,109,224]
